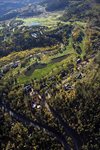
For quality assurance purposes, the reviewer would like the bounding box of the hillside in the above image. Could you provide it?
[0,0,43,21]
[0,0,99,56]
[0,0,100,150]
[0,0,99,21]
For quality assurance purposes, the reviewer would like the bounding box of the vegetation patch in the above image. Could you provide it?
[24,63,47,76]
[50,54,70,64]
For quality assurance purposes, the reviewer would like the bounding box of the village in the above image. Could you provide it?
[22,53,92,114]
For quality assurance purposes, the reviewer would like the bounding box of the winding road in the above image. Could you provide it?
[48,105,82,150]
[0,101,70,150]
[0,97,82,150]
[40,93,81,150]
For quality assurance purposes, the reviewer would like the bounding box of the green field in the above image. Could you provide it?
[18,53,75,83]
[17,39,76,83]
[16,12,86,29]
[16,12,64,28]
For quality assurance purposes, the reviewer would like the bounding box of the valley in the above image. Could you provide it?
[0,0,100,150]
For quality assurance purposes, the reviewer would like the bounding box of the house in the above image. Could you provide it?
[30,92,42,111]
[77,58,82,64]
[37,105,41,109]
[11,61,20,68]
[31,33,37,38]
[29,55,33,58]
[63,83,72,91]
[31,102,41,112]
[76,73,83,79]
[40,83,47,89]
[31,102,37,109]
[81,61,89,67]
[2,65,10,74]
[60,70,67,78]
[45,91,51,99]
[11,63,18,68]
[29,88,35,97]
[24,84,32,93]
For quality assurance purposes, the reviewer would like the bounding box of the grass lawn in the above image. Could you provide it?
[16,12,63,28]
[18,53,75,84]
[2,35,78,84]
[79,31,89,59]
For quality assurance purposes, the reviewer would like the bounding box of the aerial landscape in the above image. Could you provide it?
[0,0,100,149]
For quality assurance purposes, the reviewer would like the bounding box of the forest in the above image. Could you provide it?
[0,0,100,150]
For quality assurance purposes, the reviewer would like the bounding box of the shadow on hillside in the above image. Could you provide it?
[24,63,47,76]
